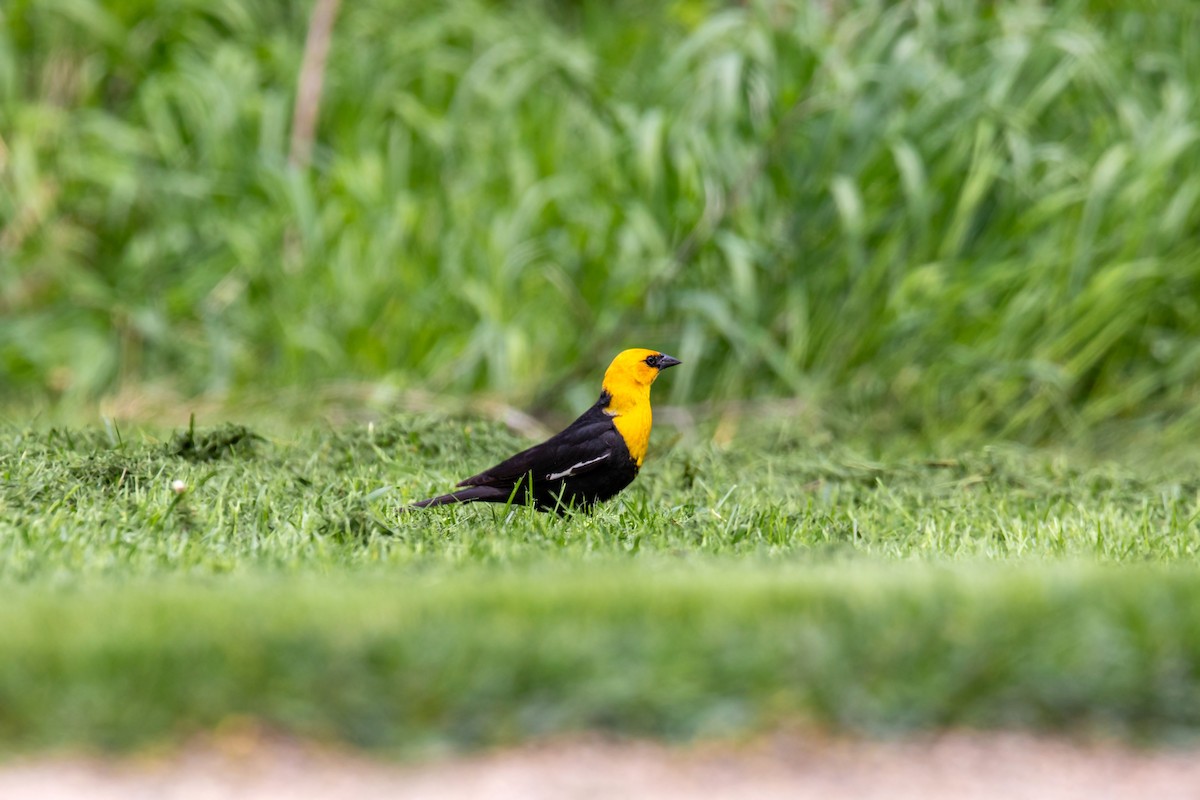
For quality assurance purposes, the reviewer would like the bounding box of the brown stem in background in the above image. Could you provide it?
[289,0,342,168]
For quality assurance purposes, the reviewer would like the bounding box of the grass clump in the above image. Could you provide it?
[168,417,263,462]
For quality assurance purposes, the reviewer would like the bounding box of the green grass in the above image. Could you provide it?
[4,414,1200,579]
[5,0,1200,757]
[5,0,1200,439]
[3,414,1200,753]
[6,563,1200,753]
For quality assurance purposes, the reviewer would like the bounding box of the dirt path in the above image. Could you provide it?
[4,729,1200,800]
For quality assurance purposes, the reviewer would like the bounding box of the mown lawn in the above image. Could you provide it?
[2,413,1199,754]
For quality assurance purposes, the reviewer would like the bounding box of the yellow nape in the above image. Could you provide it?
[601,348,667,467]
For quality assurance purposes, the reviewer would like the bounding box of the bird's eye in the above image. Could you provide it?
[645,355,661,367]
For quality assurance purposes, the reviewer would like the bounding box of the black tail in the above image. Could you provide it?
[406,485,514,510]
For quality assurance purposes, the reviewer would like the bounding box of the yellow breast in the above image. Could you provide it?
[609,402,652,467]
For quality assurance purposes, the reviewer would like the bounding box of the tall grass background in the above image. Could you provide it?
[3,0,1200,439]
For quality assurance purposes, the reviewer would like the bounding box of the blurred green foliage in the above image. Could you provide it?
[5,564,1200,751]
[3,0,1200,437]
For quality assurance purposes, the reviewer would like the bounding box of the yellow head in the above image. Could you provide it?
[600,348,681,467]
[601,348,682,394]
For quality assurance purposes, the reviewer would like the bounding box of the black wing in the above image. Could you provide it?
[457,399,622,490]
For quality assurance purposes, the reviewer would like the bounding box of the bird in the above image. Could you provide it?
[408,348,681,513]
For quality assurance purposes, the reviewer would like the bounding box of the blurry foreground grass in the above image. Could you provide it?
[5,563,1200,753]
[2,414,1200,753]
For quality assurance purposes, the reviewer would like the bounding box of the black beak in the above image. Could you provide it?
[657,354,682,370]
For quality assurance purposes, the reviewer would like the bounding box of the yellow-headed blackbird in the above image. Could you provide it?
[409,348,680,513]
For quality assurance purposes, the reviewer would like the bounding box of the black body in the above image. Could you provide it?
[409,391,640,513]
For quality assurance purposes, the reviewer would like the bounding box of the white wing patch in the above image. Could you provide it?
[546,453,609,481]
